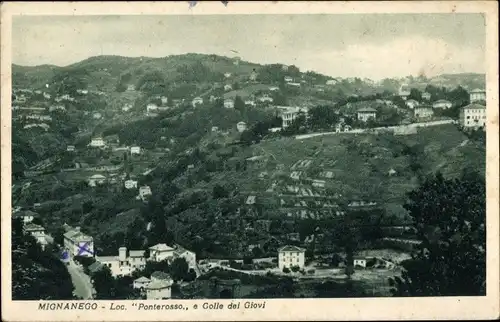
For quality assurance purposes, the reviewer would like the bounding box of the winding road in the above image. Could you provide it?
[65,259,94,299]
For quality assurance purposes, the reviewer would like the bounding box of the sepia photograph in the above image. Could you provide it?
[1,1,499,321]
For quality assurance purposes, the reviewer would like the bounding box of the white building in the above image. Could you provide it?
[353,257,367,268]
[224,99,235,109]
[281,107,308,128]
[413,106,434,119]
[138,186,152,201]
[278,245,306,270]
[224,72,232,78]
[147,103,158,113]
[405,99,419,109]
[127,84,135,91]
[24,223,48,250]
[130,146,141,155]
[161,96,168,105]
[237,121,247,133]
[43,92,51,99]
[124,180,138,189]
[66,145,76,152]
[88,174,106,187]
[269,86,279,92]
[326,79,338,85]
[459,103,486,129]
[224,84,233,91]
[63,226,94,258]
[133,276,151,290]
[244,99,256,107]
[49,105,66,112]
[357,107,377,122]
[211,126,219,132]
[149,243,176,262]
[284,76,293,83]
[192,97,203,107]
[173,245,197,270]
[432,99,452,109]
[122,103,133,112]
[93,112,102,120]
[96,247,146,277]
[146,275,173,300]
[258,96,274,103]
[89,137,105,148]
[469,88,486,103]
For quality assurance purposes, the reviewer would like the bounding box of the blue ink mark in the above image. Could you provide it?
[77,241,93,256]
[61,250,69,261]
[188,1,197,8]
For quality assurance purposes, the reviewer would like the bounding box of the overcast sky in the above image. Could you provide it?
[12,14,485,80]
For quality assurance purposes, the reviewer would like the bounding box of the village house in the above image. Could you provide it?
[124,179,138,189]
[269,86,279,92]
[224,98,235,109]
[353,257,367,268]
[133,276,151,290]
[96,247,146,277]
[24,223,48,250]
[284,76,293,83]
[146,103,158,113]
[127,84,135,91]
[414,106,434,119]
[66,145,75,152]
[398,84,411,100]
[405,99,419,109]
[224,84,233,91]
[192,97,203,107]
[249,71,258,81]
[278,245,306,270]
[257,95,273,103]
[13,210,38,224]
[422,92,431,101]
[138,185,152,201]
[49,105,66,112]
[211,126,219,132]
[77,89,89,95]
[244,99,256,107]
[432,99,452,109]
[130,146,141,155]
[63,225,94,258]
[224,72,232,78]
[326,79,338,86]
[459,103,486,129]
[89,137,105,148]
[43,92,51,99]
[281,107,308,128]
[357,107,377,122]
[469,88,486,103]
[88,174,106,187]
[237,121,247,133]
[160,96,168,105]
[122,103,133,112]
[23,123,50,131]
[287,82,301,87]
[149,243,176,262]
[281,64,289,71]
[146,272,174,299]
[173,245,197,270]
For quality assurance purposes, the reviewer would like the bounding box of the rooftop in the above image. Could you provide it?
[463,103,486,110]
[278,245,306,253]
[151,271,172,281]
[129,250,145,258]
[146,279,173,290]
[24,223,44,231]
[470,88,486,93]
[149,243,175,252]
[358,107,377,113]
[134,276,151,283]
[433,99,451,104]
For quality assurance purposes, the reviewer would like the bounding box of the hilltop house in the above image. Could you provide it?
[357,107,377,122]
[469,88,486,103]
[138,185,152,201]
[237,121,247,133]
[422,92,431,101]
[192,97,203,107]
[326,79,339,86]
[278,245,306,270]
[124,180,138,189]
[133,276,151,290]
[459,103,486,129]
[224,98,235,109]
[149,243,176,262]
[413,106,434,119]
[122,103,133,112]
[224,84,233,91]
[63,225,94,258]
[405,99,419,109]
[89,137,105,148]
[146,272,174,299]
[24,223,48,250]
[432,99,452,109]
[96,247,146,277]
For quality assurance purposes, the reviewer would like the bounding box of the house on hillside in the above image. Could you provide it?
[284,76,293,83]
[130,146,141,155]
[13,210,38,224]
[413,106,434,119]
[24,223,48,250]
[93,112,102,120]
[237,121,247,133]
[122,103,133,112]
[281,107,308,128]
[326,79,339,86]
[357,107,377,122]
[405,99,419,109]
[192,97,203,107]
[278,245,306,270]
[244,99,256,107]
[63,225,94,258]
[89,137,105,148]
[353,257,367,268]
[147,103,158,113]
[49,105,66,112]
[249,70,258,81]
[224,98,235,109]
[224,72,232,78]
[269,86,279,92]
[149,243,176,262]
[138,186,152,201]
[398,84,411,100]
[161,96,168,105]
[124,179,138,189]
[224,84,233,91]
[173,245,197,270]
[422,92,431,101]
[66,145,76,152]
[96,247,146,277]
[88,174,106,187]
[469,88,486,103]
[459,103,486,129]
[43,92,51,99]
[127,84,135,91]
[257,95,273,103]
[432,99,452,109]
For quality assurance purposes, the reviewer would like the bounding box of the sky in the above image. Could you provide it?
[12,14,486,80]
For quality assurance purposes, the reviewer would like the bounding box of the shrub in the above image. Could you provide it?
[290,265,300,273]
[282,267,291,274]
[307,269,316,275]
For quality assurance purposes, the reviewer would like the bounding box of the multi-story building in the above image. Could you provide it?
[278,245,306,270]
[469,88,486,103]
[96,247,145,277]
[357,107,377,122]
[63,225,94,258]
[459,103,487,129]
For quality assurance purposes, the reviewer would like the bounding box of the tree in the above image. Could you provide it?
[389,170,486,296]
[170,257,189,282]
